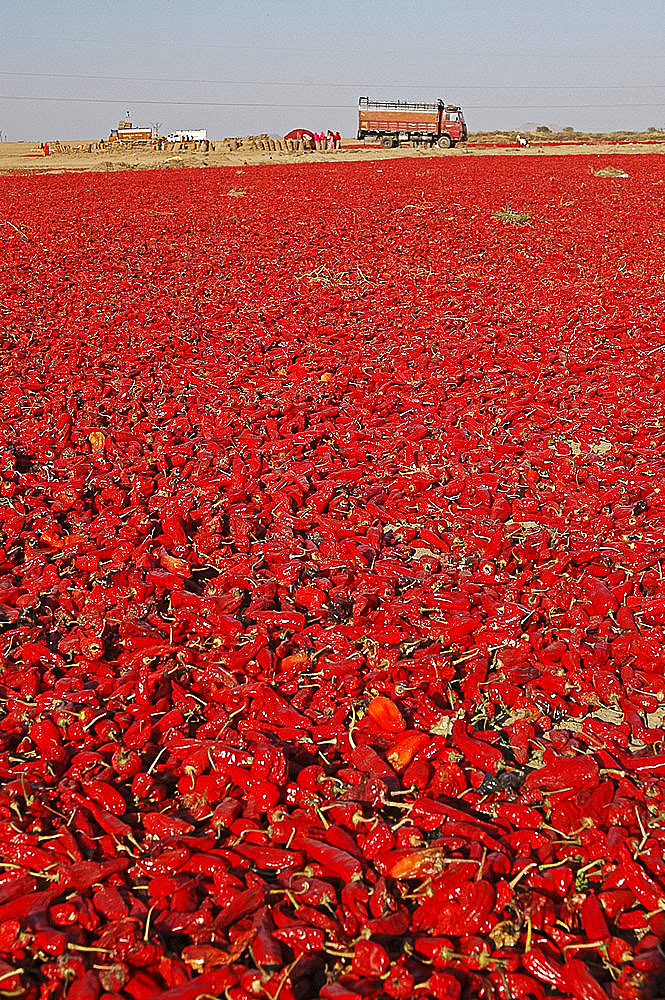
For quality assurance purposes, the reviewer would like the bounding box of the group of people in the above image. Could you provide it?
[312,130,341,150]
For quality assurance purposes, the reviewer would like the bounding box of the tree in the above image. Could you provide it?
[536,125,551,133]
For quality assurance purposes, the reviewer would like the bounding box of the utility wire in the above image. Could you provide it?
[1,95,664,110]
[4,33,663,61]
[1,71,664,90]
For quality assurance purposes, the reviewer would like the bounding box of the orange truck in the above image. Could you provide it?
[358,97,467,149]
[108,121,152,144]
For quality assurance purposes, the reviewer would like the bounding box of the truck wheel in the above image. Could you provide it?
[381,136,395,149]
[437,135,452,149]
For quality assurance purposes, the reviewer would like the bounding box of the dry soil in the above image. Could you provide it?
[1,137,664,176]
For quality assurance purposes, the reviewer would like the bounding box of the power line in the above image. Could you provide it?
[1,71,664,90]
[1,95,664,110]
[5,34,658,61]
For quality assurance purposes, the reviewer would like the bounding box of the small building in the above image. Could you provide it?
[167,129,208,142]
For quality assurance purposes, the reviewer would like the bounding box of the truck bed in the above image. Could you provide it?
[358,97,444,136]
[359,110,440,133]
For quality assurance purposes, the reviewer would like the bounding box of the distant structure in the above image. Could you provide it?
[167,129,208,142]
[108,120,152,144]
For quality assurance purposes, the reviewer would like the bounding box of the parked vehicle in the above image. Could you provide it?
[167,129,208,142]
[108,120,152,144]
[357,97,467,149]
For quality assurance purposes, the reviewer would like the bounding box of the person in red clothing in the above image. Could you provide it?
[333,130,341,150]
[43,142,50,156]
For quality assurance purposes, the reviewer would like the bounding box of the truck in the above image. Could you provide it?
[357,97,467,149]
[108,120,152,144]
[166,129,208,143]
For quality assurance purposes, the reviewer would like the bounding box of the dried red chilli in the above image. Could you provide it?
[2,153,665,998]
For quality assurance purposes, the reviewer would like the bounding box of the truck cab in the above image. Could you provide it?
[445,107,467,142]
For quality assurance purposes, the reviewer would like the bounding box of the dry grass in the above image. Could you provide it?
[593,166,629,178]
[469,128,665,144]
[492,206,532,225]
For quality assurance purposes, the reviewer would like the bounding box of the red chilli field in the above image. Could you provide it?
[2,156,665,1000]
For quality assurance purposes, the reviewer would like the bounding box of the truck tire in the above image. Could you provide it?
[381,136,395,149]
[437,134,452,149]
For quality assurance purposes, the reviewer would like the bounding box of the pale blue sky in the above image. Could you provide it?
[2,0,664,139]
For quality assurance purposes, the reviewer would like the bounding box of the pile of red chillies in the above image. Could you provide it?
[1,155,665,999]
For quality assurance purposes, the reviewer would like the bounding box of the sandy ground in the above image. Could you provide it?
[1,138,664,176]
